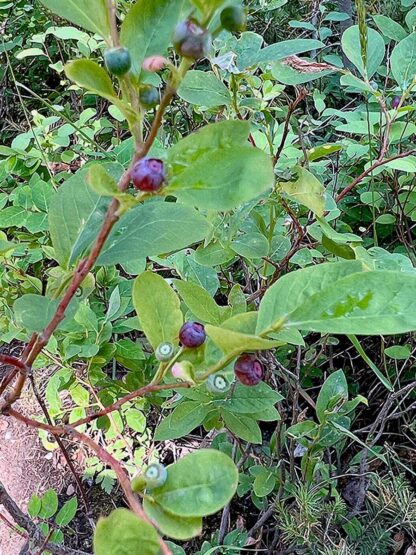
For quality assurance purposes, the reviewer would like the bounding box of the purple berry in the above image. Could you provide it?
[234,354,263,386]
[179,322,206,348]
[132,158,166,192]
[173,19,211,60]
[392,96,401,109]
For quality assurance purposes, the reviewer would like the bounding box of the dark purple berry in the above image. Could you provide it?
[139,85,160,109]
[220,6,247,33]
[132,158,166,192]
[173,19,212,60]
[179,322,206,348]
[104,46,131,76]
[391,96,401,109]
[234,354,263,386]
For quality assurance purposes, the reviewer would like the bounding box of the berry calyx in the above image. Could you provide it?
[104,46,131,76]
[234,354,264,386]
[132,158,166,192]
[173,19,212,60]
[207,374,230,394]
[220,6,247,33]
[392,96,401,109]
[144,463,167,489]
[139,85,160,109]
[155,342,175,362]
[179,322,206,348]
[131,474,147,493]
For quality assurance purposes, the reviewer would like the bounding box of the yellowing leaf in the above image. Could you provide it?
[281,166,325,217]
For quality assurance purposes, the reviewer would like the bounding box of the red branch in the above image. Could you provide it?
[70,382,190,428]
[336,149,416,203]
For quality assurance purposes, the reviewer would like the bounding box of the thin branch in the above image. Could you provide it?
[70,382,191,428]
[336,150,416,203]
[29,375,89,512]
[273,88,308,166]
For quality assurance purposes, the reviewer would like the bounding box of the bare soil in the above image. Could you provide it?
[0,392,67,555]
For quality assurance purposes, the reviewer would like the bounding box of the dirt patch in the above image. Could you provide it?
[0,389,68,555]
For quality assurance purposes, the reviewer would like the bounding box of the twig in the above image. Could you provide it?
[69,382,191,428]
[29,375,90,513]
[336,150,416,203]
[273,88,308,165]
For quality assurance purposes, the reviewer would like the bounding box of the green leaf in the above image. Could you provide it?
[217,382,283,414]
[372,15,408,41]
[281,167,325,217]
[65,59,115,99]
[286,271,416,335]
[97,202,210,266]
[252,467,276,497]
[0,206,27,228]
[87,165,119,197]
[391,33,416,88]
[49,166,209,268]
[307,144,343,162]
[385,345,412,360]
[348,334,393,391]
[167,146,274,211]
[39,0,110,39]
[154,401,213,441]
[143,499,202,540]
[257,261,364,335]
[341,25,385,78]
[172,279,223,325]
[27,495,42,518]
[94,509,160,555]
[256,38,325,64]
[55,498,78,527]
[222,411,262,444]
[231,232,269,259]
[316,370,348,423]
[168,120,250,171]
[133,272,183,349]
[126,409,146,433]
[40,489,58,519]
[0,238,17,255]
[13,294,77,332]
[178,71,231,108]
[206,324,279,355]
[120,0,184,79]
[49,162,122,268]
[151,449,238,517]
[271,60,334,85]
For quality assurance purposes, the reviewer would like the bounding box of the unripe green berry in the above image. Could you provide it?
[139,85,160,109]
[144,463,167,489]
[220,6,247,33]
[104,46,131,76]
[207,374,230,394]
[155,342,175,362]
